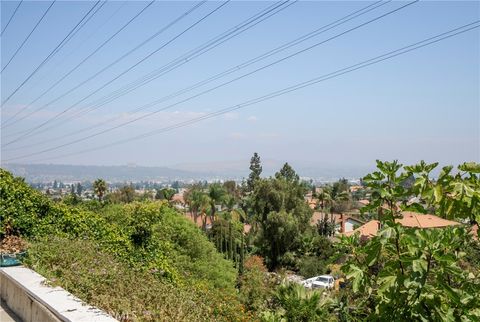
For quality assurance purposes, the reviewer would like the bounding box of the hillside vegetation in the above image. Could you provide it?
[2,157,480,321]
[0,168,246,321]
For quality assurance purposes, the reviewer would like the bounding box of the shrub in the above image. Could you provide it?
[24,237,246,322]
[297,255,328,278]
[1,169,248,321]
[239,256,272,312]
[262,282,331,322]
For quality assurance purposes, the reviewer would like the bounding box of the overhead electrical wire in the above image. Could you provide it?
[3,0,292,144]
[4,0,390,151]
[4,0,287,138]
[1,1,56,73]
[6,20,478,163]
[1,0,211,133]
[5,0,412,151]
[8,1,128,118]
[1,0,104,106]
[3,0,229,144]
[66,0,296,120]
[1,0,153,127]
[1,0,23,37]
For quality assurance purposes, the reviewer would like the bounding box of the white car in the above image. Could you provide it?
[301,275,335,289]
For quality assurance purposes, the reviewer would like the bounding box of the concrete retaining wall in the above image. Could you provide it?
[0,266,118,322]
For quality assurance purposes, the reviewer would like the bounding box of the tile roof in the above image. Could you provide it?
[398,211,460,228]
[344,220,380,239]
[172,193,185,204]
[344,212,460,239]
[311,212,363,225]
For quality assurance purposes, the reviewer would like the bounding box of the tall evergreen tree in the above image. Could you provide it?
[275,162,299,183]
[76,183,83,196]
[247,152,262,192]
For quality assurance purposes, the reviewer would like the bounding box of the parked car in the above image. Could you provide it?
[301,275,335,289]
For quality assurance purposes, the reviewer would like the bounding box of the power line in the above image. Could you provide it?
[6,20,477,164]
[1,0,23,37]
[1,0,209,133]
[1,0,153,128]
[1,1,103,106]
[7,21,477,163]
[4,1,291,145]
[4,0,286,139]
[4,0,390,151]
[60,0,295,126]
[16,1,128,105]
[4,0,228,143]
[5,0,410,151]
[1,1,55,73]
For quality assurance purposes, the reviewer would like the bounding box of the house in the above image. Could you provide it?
[304,194,318,209]
[349,185,363,193]
[311,212,364,234]
[344,211,460,240]
[171,193,186,209]
[172,192,185,204]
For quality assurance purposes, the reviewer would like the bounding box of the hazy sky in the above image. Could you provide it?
[1,0,479,169]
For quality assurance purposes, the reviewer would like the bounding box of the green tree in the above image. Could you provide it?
[93,179,107,201]
[76,182,83,196]
[185,186,210,228]
[223,180,239,198]
[316,187,332,212]
[275,162,299,183]
[341,160,480,321]
[247,152,262,192]
[208,183,226,224]
[251,164,312,270]
[239,255,272,312]
[155,187,175,201]
[118,185,135,203]
[331,178,349,198]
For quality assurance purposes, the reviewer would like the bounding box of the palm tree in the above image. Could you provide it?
[187,189,211,230]
[331,190,350,214]
[208,183,226,224]
[198,193,211,230]
[270,283,329,321]
[93,179,107,202]
[317,187,333,212]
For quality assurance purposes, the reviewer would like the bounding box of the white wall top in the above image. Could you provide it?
[0,266,118,322]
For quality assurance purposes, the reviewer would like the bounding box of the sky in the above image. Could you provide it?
[0,0,479,171]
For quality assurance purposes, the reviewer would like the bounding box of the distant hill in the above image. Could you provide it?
[173,159,373,182]
[2,163,201,183]
[3,161,373,183]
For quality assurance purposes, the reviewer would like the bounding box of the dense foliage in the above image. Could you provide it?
[341,160,480,320]
[2,157,479,321]
[25,237,244,322]
[0,168,245,321]
[249,163,313,270]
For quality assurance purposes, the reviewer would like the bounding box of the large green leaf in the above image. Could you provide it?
[346,265,364,293]
[458,162,480,173]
